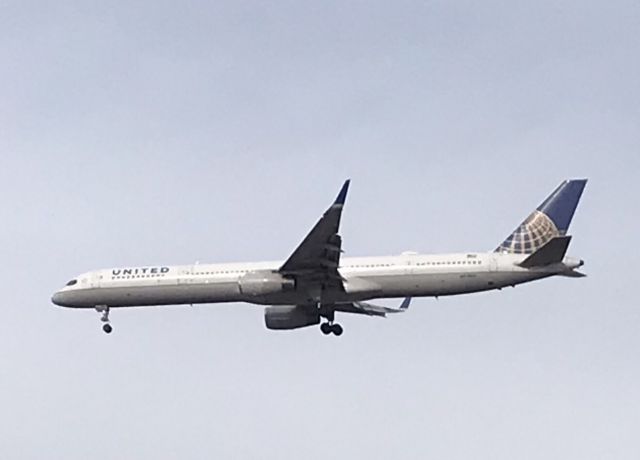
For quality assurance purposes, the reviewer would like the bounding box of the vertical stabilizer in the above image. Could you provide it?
[496,179,587,254]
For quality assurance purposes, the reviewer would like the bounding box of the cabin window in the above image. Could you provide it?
[66,279,78,286]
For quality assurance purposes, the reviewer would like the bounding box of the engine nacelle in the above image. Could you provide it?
[264,306,320,330]
[238,271,295,298]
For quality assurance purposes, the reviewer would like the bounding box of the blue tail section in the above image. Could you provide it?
[496,179,587,254]
[536,180,587,232]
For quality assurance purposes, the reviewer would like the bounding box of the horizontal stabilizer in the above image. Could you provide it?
[519,236,572,268]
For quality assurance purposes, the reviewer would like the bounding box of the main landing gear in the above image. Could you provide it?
[96,305,112,334]
[318,307,343,336]
[320,322,343,336]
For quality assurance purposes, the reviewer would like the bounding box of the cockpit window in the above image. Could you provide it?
[66,279,78,286]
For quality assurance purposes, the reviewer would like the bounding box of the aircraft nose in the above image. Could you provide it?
[52,291,67,307]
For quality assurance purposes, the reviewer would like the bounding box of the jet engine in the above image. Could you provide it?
[238,271,295,297]
[264,306,320,330]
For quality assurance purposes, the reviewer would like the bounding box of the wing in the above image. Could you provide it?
[279,180,350,290]
[334,297,412,317]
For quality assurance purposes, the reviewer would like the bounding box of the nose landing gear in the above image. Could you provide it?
[95,305,112,334]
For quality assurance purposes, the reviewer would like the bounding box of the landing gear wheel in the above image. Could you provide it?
[320,323,332,335]
[95,306,112,334]
[331,324,343,336]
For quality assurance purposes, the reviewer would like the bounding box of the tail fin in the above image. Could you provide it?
[496,179,587,254]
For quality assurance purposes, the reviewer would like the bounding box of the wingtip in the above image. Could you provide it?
[334,179,351,205]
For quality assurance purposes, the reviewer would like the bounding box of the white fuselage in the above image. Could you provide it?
[51,251,580,309]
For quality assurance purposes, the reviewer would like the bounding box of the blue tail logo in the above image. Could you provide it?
[496,179,587,254]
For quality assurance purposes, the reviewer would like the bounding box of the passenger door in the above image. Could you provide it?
[91,271,103,289]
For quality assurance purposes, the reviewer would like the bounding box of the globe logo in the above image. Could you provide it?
[497,210,560,254]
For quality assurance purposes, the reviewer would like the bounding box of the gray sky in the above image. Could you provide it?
[1,1,639,458]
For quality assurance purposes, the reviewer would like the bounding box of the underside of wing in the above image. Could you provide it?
[279,180,350,291]
[334,297,412,317]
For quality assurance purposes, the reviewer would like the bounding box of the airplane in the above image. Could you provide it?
[52,179,587,336]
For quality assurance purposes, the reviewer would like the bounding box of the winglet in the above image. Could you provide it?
[334,179,351,205]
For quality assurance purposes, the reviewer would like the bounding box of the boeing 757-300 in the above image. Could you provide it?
[52,179,587,335]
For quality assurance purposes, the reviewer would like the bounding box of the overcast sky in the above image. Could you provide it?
[1,1,639,458]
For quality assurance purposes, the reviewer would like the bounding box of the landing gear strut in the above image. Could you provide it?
[96,305,112,334]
